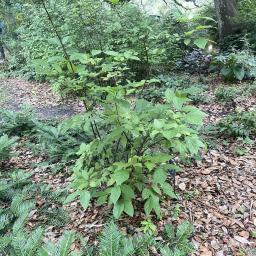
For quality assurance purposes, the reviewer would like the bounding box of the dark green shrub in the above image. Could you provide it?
[217,110,256,138]
[211,50,256,82]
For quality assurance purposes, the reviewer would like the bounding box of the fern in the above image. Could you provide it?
[41,231,75,256]
[0,135,17,162]
[0,105,36,136]
[98,222,122,256]
[157,221,195,256]
[11,227,44,256]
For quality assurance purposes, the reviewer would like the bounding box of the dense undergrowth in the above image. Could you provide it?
[1,0,256,255]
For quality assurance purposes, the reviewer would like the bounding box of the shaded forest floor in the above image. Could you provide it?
[0,78,83,119]
[0,76,256,255]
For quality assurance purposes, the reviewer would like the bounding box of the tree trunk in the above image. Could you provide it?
[214,0,237,41]
[0,45,5,59]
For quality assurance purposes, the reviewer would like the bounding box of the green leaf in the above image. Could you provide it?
[145,153,171,164]
[165,89,190,109]
[184,38,191,45]
[152,184,162,195]
[153,169,167,184]
[176,221,194,239]
[185,136,204,155]
[124,200,134,217]
[59,232,76,256]
[104,50,119,56]
[144,197,153,216]
[113,169,129,185]
[162,182,177,199]
[91,50,102,56]
[121,184,135,199]
[162,130,179,140]
[185,109,205,125]
[153,119,164,129]
[113,200,124,219]
[142,188,152,199]
[151,195,162,219]
[110,186,121,204]
[145,161,155,171]
[234,66,245,80]
[109,0,120,4]
[96,195,108,206]
[64,191,80,204]
[80,191,91,210]
[194,37,208,49]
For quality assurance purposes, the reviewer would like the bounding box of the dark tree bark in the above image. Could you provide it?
[0,45,5,59]
[214,0,238,41]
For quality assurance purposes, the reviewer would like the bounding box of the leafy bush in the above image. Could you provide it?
[216,110,256,138]
[211,50,256,81]
[6,1,182,79]
[0,135,17,162]
[136,74,210,104]
[66,88,205,219]
[215,82,256,103]
[214,86,242,103]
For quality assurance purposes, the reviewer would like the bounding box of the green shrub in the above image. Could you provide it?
[135,74,209,104]
[215,82,256,103]
[214,86,242,103]
[211,50,256,82]
[217,110,256,138]
[66,88,205,219]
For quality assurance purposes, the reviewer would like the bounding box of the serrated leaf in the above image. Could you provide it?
[146,153,171,164]
[234,66,245,80]
[104,50,119,56]
[145,161,155,171]
[185,110,204,125]
[151,195,162,219]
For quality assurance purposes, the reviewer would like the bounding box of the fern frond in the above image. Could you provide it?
[98,222,122,256]
[176,221,193,240]
[0,213,10,231]
[57,231,76,256]
[12,212,29,234]
[0,235,11,252]
[24,227,44,256]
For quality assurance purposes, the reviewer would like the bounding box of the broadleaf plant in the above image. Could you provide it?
[67,87,205,219]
